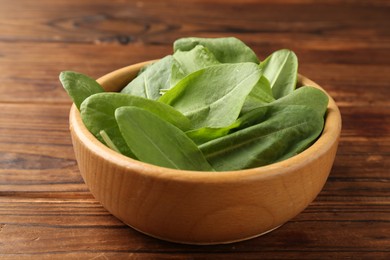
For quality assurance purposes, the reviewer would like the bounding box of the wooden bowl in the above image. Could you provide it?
[69,61,342,245]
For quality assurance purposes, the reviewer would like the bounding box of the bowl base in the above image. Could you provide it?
[127,223,283,245]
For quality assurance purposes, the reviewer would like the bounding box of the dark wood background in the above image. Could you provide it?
[0,0,389,259]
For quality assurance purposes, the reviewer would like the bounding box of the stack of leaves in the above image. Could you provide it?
[60,37,328,172]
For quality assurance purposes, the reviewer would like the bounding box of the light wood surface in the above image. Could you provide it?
[1,0,389,258]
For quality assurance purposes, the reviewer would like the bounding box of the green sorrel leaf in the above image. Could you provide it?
[120,55,174,100]
[174,37,259,64]
[80,93,191,157]
[171,45,220,86]
[59,71,104,110]
[115,106,214,171]
[260,49,298,99]
[159,63,262,129]
[199,105,324,171]
[241,75,275,113]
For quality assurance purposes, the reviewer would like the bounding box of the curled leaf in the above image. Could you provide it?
[159,63,262,129]
[174,37,259,64]
[260,49,298,99]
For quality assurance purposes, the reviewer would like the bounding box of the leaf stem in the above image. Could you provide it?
[99,130,120,153]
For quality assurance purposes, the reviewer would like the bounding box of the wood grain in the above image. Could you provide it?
[0,0,389,258]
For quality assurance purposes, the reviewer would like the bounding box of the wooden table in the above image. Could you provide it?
[1,0,389,258]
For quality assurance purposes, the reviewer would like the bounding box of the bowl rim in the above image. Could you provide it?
[69,61,342,183]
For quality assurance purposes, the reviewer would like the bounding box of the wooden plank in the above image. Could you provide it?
[0,0,389,258]
[1,252,390,260]
[0,103,84,193]
[0,41,389,105]
[0,42,169,103]
[0,0,388,46]
[0,43,146,88]
[0,200,388,254]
